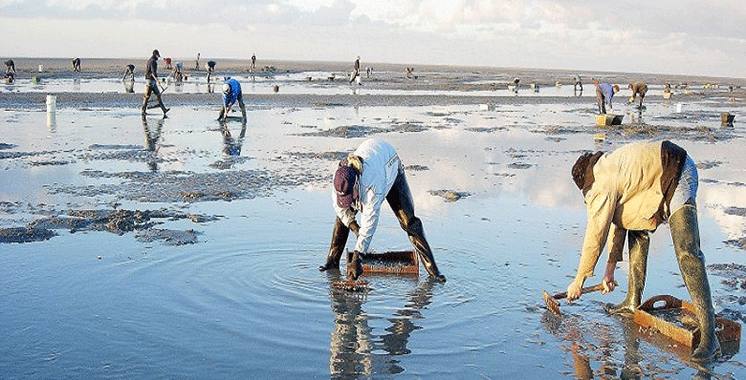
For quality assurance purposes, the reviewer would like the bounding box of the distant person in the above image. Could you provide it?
[628,82,648,109]
[195,53,200,71]
[595,81,619,114]
[251,54,256,70]
[122,64,135,81]
[566,140,720,362]
[319,138,446,283]
[366,66,372,78]
[217,77,246,122]
[173,62,186,83]
[206,60,216,83]
[164,57,172,70]
[141,49,169,116]
[72,58,81,72]
[511,77,520,93]
[349,56,361,85]
[574,75,583,92]
[406,67,416,79]
[4,71,14,84]
[5,59,15,74]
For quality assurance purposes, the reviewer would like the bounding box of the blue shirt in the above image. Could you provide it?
[222,78,242,106]
[598,83,615,104]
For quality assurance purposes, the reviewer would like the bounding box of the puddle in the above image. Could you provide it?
[1,71,746,379]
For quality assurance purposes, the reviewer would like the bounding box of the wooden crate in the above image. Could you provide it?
[634,295,741,349]
[347,250,419,275]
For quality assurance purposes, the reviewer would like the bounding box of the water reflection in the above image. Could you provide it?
[123,79,135,93]
[326,272,436,378]
[220,120,246,157]
[142,114,164,171]
[542,311,726,379]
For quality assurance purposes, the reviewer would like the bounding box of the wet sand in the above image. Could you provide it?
[1,58,746,379]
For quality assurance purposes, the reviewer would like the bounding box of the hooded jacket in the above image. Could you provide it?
[576,141,686,280]
[332,139,401,254]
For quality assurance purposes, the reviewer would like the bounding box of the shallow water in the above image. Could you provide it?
[1,86,746,378]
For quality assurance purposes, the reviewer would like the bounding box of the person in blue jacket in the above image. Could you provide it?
[218,77,246,122]
[595,81,619,114]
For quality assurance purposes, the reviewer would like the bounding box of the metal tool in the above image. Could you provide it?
[542,281,615,315]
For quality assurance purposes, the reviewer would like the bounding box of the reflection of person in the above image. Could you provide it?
[574,75,583,92]
[217,77,246,122]
[72,57,81,72]
[327,271,437,377]
[141,114,164,171]
[628,82,648,108]
[595,82,619,114]
[122,64,135,81]
[206,60,216,83]
[319,138,446,282]
[349,56,360,85]
[566,140,720,362]
[141,49,170,116]
[220,120,247,157]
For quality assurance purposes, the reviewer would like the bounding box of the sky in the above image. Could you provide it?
[1,0,745,78]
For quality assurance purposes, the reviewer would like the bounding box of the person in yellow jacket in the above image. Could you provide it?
[566,140,719,362]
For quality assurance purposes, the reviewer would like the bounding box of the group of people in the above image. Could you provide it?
[594,80,649,114]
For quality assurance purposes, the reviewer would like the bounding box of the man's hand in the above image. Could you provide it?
[566,277,585,304]
[602,261,617,294]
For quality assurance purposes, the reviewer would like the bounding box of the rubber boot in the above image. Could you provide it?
[605,230,649,316]
[670,204,720,362]
[319,217,349,271]
[386,170,446,282]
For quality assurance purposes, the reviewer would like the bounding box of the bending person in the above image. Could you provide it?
[217,77,246,122]
[595,81,619,114]
[566,140,720,362]
[320,138,446,283]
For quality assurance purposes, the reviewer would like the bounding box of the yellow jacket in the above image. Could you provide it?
[577,141,673,280]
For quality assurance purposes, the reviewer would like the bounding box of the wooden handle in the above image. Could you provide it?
[553,281,616,300]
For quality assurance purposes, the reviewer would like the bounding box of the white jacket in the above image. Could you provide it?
[332,139,401,253]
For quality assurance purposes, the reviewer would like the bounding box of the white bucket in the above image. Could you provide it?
[38,64,44,72]
[46,95,56,112]
[676,103,683,113]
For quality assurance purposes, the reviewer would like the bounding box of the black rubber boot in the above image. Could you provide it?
[319,217,349,271]
[605,230,649,316]
[670,204,720,362]
[386,170,446,282]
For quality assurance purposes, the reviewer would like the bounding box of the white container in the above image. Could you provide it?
[676,103,683,113]
[38,64,44,72]
[46,95,56,112]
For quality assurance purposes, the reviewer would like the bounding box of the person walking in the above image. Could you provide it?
[141,49,169,116]
[349,56,361,85]
[566,140,720,362]
[319,138,446,283]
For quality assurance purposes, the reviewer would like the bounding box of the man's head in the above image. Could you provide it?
[613,84,620,93]
[572,151,603,193]
[153,49,160,58]
[222,82,231,95]
[334,165,358,208]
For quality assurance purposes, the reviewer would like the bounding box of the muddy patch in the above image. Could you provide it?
[286,151,349,162]
[298,125,388,138]
[724,207,746,217]
[724,237,746,250]
[697,160,722,170]
[135,228,200,246]
[429,190,471,202]
[0,208,216,244]
[508,162,533,169]
[466,126,507,133]
[405,165,429,171]
[0,143,16,150]
[56,168,316,203]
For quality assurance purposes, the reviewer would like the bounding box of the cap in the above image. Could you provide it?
[222,82,231,94]
[334,165,358,208]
